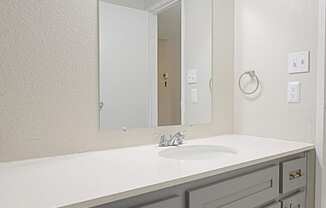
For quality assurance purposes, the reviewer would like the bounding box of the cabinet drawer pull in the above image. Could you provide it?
[289,169,303,180]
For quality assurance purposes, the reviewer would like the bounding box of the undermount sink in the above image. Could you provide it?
[158,145,237,161]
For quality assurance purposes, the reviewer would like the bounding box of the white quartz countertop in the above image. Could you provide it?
[0,135,314,208]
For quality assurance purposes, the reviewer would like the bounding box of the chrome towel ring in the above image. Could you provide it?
[238,70,260,95]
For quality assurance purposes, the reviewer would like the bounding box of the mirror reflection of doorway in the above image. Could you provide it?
[157,2,181,126]
[99,0,212,129]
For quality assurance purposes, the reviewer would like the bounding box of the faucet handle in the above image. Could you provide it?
[179,131,185,137]
[174,131,185,145]
[159,134,169,147]
[175,131,185,138]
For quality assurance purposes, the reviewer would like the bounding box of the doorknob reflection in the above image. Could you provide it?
[162,73,169,88]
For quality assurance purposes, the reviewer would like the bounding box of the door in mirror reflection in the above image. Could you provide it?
[158,3,181,126]
[99,0,212,129]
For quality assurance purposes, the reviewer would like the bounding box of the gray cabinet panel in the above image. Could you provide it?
[264,202,281,208]
[281,158,306,193]
[135,196,182,208]
[188,166,279,208]
[95,195,182,208]
[281,191,306,208]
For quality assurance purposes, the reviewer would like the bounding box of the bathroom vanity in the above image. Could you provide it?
[0,135,315,208]
[99,154,311,208]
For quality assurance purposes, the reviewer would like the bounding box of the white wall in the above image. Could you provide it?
[234,0,318,143]
[99,1,150,129]
[0,0,234,161]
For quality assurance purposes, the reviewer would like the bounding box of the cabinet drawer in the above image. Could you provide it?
[281,158,306,193]
[281,191,306,208]
[264,202,281,208]
[187,166,279,208]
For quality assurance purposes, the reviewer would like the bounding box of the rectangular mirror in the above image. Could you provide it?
[99,0,212,129]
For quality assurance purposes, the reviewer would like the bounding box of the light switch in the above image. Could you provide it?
[288,51,310,74]
[191,88,198,104]
[297,53,307,69]
[288,81,301,103]
[187,69,198,84]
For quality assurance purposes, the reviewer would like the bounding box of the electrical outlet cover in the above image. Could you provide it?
[288,81,301,103]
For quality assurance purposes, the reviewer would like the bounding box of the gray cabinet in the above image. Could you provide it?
[187,166,279,208]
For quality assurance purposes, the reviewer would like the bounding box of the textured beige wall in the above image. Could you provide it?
[234,0,318,143]
[0,0,234,161]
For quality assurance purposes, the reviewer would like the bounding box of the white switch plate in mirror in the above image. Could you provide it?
[187,69,198,84]
[288,81,301,103]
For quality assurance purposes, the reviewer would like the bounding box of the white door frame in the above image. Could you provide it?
[316,0,326,207]
[148,13,158,128]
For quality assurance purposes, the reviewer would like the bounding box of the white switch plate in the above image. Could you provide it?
[288,51,310,74]
[288,81,301,103]
[187,69,198,84]
[191,88,198,104]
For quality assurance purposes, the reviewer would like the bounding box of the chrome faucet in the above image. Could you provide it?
[159,131,185,147]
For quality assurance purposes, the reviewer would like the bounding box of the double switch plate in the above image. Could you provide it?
[288,51,310,74]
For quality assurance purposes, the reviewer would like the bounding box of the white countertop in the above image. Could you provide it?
[0,135,314,208]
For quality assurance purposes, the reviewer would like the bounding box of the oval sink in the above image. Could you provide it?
[159,145,237,161]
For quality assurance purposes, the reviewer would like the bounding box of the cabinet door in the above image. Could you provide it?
[135,196,182,208]
[281,191,306,208]
[188,166,279,208]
